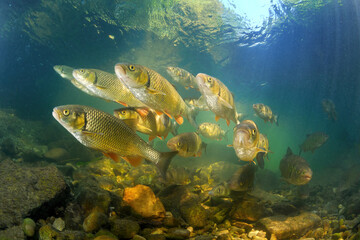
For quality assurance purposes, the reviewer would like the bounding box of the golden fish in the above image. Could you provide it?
[195,73,240,126]
[53,65,96,96]
[252,103,278,126]
[115,63,195,126]
[167,132,206,157]
[197,122,226,141]
[72,68,145,107]
[230,120,266,163]
[52,105,177,177]
[114,107,178,142]
[166,66,197,90]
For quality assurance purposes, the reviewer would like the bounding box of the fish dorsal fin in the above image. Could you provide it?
[286,147,293,156]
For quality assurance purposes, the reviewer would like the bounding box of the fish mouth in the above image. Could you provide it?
[114,63,126,78]
[195,73,206,83]
[166,142,176,151]
[52,108,61,121]
[72,70,80,80]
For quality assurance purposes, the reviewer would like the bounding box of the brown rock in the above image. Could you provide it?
[230,200,265,222]
[123,185,166,220]
[258,212,321,239]
[82,210,108,233]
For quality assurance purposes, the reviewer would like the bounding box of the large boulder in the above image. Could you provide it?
[258,212,321,239]
[0,160,69,229]
[122,185,166,221]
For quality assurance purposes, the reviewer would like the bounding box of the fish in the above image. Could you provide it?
[197,122,226,141]
[166,132,206,157]
[209,164,257,197]
[255,134,270,169]
[279,147,312,185]
[115,63,196,126]
[113,107,178,142]
[166,66,197,90]
[184,96,209,111]
[52,104,177,177]
[195,73,240,126]
[53,65,96,96]
[322,99,337,121]
[230,120,267,163]
[72,68,145,107]
[252,103,279,126]
[299,132,329,154]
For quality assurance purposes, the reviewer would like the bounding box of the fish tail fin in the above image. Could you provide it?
[185,105,198,128]
[171,122,179,136]
[236,112,244,124]
[156,151,178,178]
[202,142,207,155]
[275,115,279,126]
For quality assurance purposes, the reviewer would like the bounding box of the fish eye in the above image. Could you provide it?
[121,110,126,115]
[177,142,181,146]
[129,65,136,71]
[80,69,85,73]
[252,129,256,135]
[207,77,212,83]
[63,109,70,116]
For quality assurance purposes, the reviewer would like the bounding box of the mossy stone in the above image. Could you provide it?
[22,218,36,237]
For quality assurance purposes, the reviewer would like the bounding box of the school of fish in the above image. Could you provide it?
[53,63,333,191]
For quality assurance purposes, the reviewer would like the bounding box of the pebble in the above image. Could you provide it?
[22,218,36,237]
[52,218,65,232]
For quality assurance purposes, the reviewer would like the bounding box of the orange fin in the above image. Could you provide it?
[185,86,189,90]
[227,144,233,148]
[215,116,220,122]
[149,135,156,142]
[136,108,150,118]
[226,119,230,126]
[163,133,168,140]
[163,111,173,119]
[122,156,143,167]
[155,110,164,116]
[175,115,183,125]
[116,101,128,107]
[103,152,120,163]
[157,136,163,140]
[197,151,202,157]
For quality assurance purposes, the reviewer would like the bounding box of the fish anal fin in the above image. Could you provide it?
[215,116,220,122]
[122,156,143,167]
[163,111,173,120]
[174,115,183,125]
[149,135,156,142]
[163,133,168,140]
[116,101,128,107]
[155,110,164,116]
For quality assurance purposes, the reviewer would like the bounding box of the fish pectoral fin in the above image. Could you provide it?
[122,156,143,167]
[146,87,166,95]
[136,125,153,134]
[217,96,233,109]
[174,115,183,125]
[226,119,230,126]
[103,152,120,163]
[163,111,173,120]
[135,108,150,118]
[256,147,267,153]
[116,101,128,107]
[149,135,156,142]
[215,116,220,122]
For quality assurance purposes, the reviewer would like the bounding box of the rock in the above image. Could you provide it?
[180,203,207,228]
[123,185,166,221]
[0,160,69,228]
[216,233,231,240]
[132,235,146,240]
[63,202,83,230]
[110,218,140,239]
[22,218,36,237]
[258,212,321,239]
[83,210,108,233]
[146,234,166,240]
[52,218,65,232]
[62,230,87,239]
[38,224,61,240]
[195,235,215,240]
[44,147,68,160]
[230,200,266,222]
[166,228,190,239]
[94,235,119,240]
[0,225,25,240]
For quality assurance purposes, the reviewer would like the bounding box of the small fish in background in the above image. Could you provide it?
[299,132,329,155]
[322,99,337,121]
[279,147,312,185]
[115,63,196,126]
[166,66,197,90]
[72,68,145,107]
[166,132,206,157]
[255,133,270,169]
[184,96,209,111]
[195,73,241,126]
[52,105,177,177]
[197,122,227,141]
[230,120,267,163]
[252,103,279,126]
[114,107,178,141]
[53,65,96,96]
[209,164,257,198]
